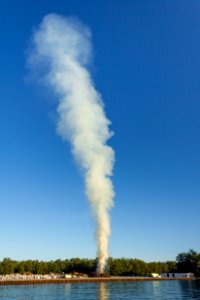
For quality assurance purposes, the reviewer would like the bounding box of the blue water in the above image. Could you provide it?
[0,281,200,299]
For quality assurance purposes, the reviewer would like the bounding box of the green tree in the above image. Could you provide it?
[0,258,16,275]
[176,249,200,276]
[166,261,177,273]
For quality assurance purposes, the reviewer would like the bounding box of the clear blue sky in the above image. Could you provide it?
[0,0,200,262]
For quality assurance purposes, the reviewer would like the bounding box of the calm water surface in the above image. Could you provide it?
[0,281,200,299]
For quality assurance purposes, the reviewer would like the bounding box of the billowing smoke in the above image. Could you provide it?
[28,14,115,273]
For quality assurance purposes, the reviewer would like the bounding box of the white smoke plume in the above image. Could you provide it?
[28,14,115,273]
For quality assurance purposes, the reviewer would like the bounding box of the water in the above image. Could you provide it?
[1,281,200,299]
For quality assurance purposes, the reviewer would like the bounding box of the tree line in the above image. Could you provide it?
[0,249,199,276]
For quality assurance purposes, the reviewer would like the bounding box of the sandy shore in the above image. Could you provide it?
[0,277,195,286]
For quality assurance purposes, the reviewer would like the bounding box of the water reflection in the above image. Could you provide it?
[178,280,200,299]
[1,280,200,299]
[152,280,161,299]
[98,282,109,300]
[64,283,71,296]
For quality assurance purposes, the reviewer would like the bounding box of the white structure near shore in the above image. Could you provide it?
[161,273,194,278]
[0,273,63,281]
[151,273,161,278]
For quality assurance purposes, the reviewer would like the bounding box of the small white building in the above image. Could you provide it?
[161,273,194,278]
[65,274,72,279]
[151,273,161,278]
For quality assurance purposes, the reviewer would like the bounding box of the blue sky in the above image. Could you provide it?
[0,0,200,262]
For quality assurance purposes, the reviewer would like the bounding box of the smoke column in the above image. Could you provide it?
[28,14,115,273]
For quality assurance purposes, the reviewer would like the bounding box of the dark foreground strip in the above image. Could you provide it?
[0,277,194,286]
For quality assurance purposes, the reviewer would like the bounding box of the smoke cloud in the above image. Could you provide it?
[28,14,115,273]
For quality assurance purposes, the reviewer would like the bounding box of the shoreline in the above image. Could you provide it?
[0,277,195,286]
